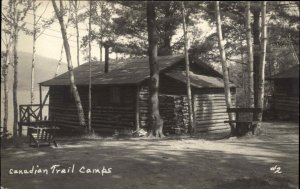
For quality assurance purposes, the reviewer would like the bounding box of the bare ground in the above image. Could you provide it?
[1,121,299,189]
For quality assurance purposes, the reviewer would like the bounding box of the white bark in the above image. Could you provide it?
[52,0,86,128]
[88,0,92,133]
[30,0,37,105]
[246,1,254,108]
[215,1,235,133]
[257,1,267,122]
[181,2,195,133]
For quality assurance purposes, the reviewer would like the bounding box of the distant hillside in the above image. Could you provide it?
[4,51,68,90]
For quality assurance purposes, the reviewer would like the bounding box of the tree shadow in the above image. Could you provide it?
[1,123,298,189]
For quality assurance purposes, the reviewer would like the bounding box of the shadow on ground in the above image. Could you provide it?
[1,121,299,189]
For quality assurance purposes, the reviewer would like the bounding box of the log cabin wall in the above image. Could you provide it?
[49,85,136,133]
[137,78,236,134]
[49,86,87,130]
[272,79,299,119]
[48,79,236,135]
[92,85,136,132]
[193,88,236,133]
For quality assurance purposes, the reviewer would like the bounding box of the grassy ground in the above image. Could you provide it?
[1,121,299,189]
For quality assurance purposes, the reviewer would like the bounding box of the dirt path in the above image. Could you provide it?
[1,122,298,189]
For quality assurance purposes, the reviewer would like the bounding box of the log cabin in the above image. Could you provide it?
[267,64,299,120]
[39,55,236,134]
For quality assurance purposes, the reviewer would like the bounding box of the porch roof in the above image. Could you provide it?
[165,70,235,88]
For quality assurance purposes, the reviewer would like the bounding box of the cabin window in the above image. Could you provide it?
[109,87,120,103]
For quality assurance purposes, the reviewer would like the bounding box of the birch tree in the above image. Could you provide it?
[1,35,12,136]
[246,1,254,108]
[215,1,235,135]
[256,1,267,130]
[71,0,80,67]
[10,0,32,137]
[146,1,164,137]
[51,0,86,129]
[87,0,93,133]
[181,2,195,133]
[30,1,51,105]
[41,4,73,106]
[1,2,13,135]
[97,1,103,63]
[12,1,18,137]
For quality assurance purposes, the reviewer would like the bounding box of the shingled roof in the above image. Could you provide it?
[267,64,299,80]
[41,55,183,86]
[41,54,233,88]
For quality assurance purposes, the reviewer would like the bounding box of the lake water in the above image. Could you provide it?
[1,88,49,133]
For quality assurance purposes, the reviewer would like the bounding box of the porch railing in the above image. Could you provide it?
[19,104,49,123]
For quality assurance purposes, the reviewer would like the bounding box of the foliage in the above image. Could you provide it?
[110,1,203,56]
[189,1,299,106]
[191,1,299,72]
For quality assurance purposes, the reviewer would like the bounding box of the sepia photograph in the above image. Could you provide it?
[1,1,299,188]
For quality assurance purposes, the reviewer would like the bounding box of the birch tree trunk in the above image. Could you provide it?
[55,44,64,77]
[30,0,37,105]
[2,0,13,138]
[52,0,86,128]
[42,8,73,104]
[246,1,254,108]
[74,0,80,67]
[2,43,11,135]
[12,1,19,137]
[239,39,248,107]
[181,2,195,134]
[256,1,267,131]
[146,1,164,137]
[88,0,92,133]
[215,1,235,135]
[99,1,103,63]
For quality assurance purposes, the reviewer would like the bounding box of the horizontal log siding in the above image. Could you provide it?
[49,86,82,129]
[49,84,237,134]
[49,86,136,133]
[194,91,236,133]
[271,95,299,114]
[271,79,299,118]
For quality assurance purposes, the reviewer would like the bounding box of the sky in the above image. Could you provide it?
[1,0,212,67]
[2,0,104,66]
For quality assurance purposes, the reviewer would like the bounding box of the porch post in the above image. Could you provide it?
[18,106,22,136]
[135,85,140,131]
[39,84,42,120]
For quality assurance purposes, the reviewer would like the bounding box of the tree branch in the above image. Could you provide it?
[36,1,50,25]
